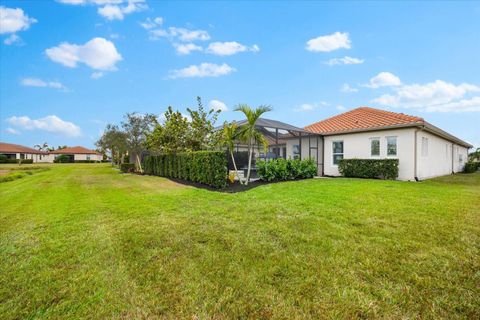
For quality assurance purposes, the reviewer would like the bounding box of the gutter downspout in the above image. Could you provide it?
[451,143,455,174]
[414,129,419,181]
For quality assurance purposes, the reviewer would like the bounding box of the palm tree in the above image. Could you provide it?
[221,121,244,185]
[34,142,49,151]
[234,104,272,185]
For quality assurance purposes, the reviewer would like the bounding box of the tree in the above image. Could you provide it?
[186,97,221,150]
[469,147,480,162]
[34,142,50,152]
[122,112,157,172]
[234,104,271,185]
[146,106,189,154]
[96,124,128,165]
[221,121,244,184]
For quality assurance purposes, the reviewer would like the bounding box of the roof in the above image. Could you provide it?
[234,118,311,133]
[49,146,101,155]
[0,142,47,154]
[304,107,472,148]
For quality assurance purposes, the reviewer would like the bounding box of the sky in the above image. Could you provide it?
[1,0,479,149]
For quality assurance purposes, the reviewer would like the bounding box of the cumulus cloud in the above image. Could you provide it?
[148,26,210,42]
[341,83,358,93]
[6,115,81,137]
[205,42,259,56]
[0,6,37,34]
[326,56,364,66]
[168,63,235,79]
[4,34,22,45]
[365,72,402,88]
[173,43,202,55]
[209,99,228,112]
[5,127,20,135]
[58,0,146,20]
[372,80,480,112]
[140,16,163,29]
[91,71,104,79]
[306,32,351,52]
[45,37,122,71]
[294,101,329,112]
[21,78,67,90]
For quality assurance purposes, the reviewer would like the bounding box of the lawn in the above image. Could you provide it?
[1,164,479,319]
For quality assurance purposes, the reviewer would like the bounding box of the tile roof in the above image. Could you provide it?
[0,142,47,154]
[304,106,424,134]
[49,146,101,155]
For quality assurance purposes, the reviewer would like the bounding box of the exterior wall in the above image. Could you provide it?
[416,130,468,179]
[73,153,103,161]
[12,153,54,163]
[285,135,323,174]
[323,128,416,181]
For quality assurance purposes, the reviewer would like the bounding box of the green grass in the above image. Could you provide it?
[1,164,479,319]
[0,165,50,183]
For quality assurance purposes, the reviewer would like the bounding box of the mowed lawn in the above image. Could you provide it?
[1,164,479,319]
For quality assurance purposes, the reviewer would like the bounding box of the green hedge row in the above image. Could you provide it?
[257,158,317,182]
[0,158,34,164]
[143,151,227,188]
[120,163,136,173]
[338,158,399,180]
[464,161,479,173]
[74,160,101,163]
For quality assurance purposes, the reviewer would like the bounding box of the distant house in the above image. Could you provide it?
[0,143,102,163]
[49,146,103,162]
[0,142,54,163]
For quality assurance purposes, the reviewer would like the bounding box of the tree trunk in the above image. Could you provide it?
[245,138,253,185]
[136,154,143,173]
[230,150,244,185]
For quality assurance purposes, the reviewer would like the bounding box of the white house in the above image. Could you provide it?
[301,107,471,181]
[49,146,103,162]
[0,143,103,163]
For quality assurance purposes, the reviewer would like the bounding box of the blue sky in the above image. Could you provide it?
[1,0,479,149]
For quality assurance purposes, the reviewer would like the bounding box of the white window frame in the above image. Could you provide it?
[386,136,397,157]
[332,140,344,166]
[370,137,380,157]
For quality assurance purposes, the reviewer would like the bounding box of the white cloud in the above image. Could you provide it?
[336,105,346,111]
[5,127,20,135]
[21,77,67,90]
[372,80,480,112]
[173,43,202,55]
[6,115,81,137]
[306,32,351,52]
[148,26,210,42]
[341,83,358,93]
[91,71,104,79]
[209,99,228,112]
[168,63,235,79]
[0,6,37,34]
[45,37,122,71]
[326,56,364,66]
[294,101,329,112]
[58,0,145,20]
[205,41,260,56]
[4,33,22,45]
[366,72,402,88]
[140,16,163,29]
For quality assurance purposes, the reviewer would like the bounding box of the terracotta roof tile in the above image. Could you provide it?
[49,146,101,155]
[304,106,424,134]
[0,142,47,154]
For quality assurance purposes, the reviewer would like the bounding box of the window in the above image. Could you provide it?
[459,154,463,164]
[332,141,344,165]
[387,137,397,156]
[370,138,380,156]
[421,137,428,157]
[292,145,300,159]
[87,155,91,160]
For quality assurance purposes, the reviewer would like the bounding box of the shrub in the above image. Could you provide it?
[143,151,227,188]
[257,158,317,182]
[0,158,34,164]
[0,154,7,163]
[338,159,399,180]
[74,160,99,163]
[54,155,72,163]
[120,163,136,173]
[464,161,479,173]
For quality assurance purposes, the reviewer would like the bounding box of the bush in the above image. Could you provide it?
[338,159,399,180]
[120,163,136,173]
[257,158,317,182]
[143,151,228,188]
[54,155,72,163]
[0,158,34,164]
[0,154,7,163]
[74,160,99,163]
[464,161,479,173]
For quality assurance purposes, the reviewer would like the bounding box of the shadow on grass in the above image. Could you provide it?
[165,178,271,193]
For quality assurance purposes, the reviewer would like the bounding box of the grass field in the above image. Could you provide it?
[1,164,479,319]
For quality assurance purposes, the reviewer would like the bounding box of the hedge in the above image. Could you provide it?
[464,161,479,173]
[338,158,399,180]
[74,160,100,163]
[257,158,317,182]
[53,155,72,163]
[0,158,34,164]
[120,163,136,173]
[143,151,228,188]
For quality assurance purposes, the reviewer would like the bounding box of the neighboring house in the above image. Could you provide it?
[0,143,102,163]
[302,107,471,180]
[0,142,54,163]
[50,146,103,162]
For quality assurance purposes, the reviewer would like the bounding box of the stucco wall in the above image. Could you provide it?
[285,135,323,174]
[74,154,103,161]
[323,128,416,180]
[416,130,468,179]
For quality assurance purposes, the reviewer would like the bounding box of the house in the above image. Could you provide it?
[0,143,103,163]
[49,146,103,162]
[303,107,471,180]
[0,142,54,163]
[232,107,471,181]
